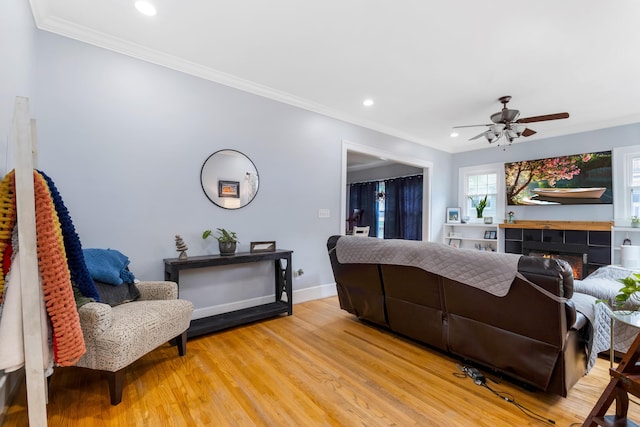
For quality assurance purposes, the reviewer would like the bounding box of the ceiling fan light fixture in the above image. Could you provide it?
[506,129,518,139]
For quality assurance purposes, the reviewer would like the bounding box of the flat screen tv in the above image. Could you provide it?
[505,150,612,206]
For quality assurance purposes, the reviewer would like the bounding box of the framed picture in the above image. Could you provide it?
[484,230,492,239]
[446,207,461,223]
[449,239,461,248]
[250,241,276,253]
[489,231,497,239]
[218,180,240,198]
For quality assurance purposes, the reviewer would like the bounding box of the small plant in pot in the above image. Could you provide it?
[632,216,640,228]
[469,194,488,219]
[203,228,239,256]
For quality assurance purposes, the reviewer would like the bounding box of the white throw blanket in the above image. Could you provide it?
[0,250,52,374]
[573,265,640,363]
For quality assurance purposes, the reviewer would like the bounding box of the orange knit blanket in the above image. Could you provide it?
[33,171,85,366]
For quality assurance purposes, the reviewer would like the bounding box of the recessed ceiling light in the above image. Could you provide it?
[135,1,157,16]
[363,99,374,107]
[450,132,459,138]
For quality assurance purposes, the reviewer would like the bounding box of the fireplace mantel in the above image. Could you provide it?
[501,220,613,277]
[499,220,613,232]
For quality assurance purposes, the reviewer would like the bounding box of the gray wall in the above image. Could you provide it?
[1,0,36,175]
[28,28,452,316]
[451,124,640,222]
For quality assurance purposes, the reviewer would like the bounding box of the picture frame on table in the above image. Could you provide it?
[489,231,497,239]
[446,207,461,223]
[250,241,276,253]
[484,230,492,239]
[449,239,461,248]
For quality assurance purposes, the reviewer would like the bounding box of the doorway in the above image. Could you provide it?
[340,140,433,241]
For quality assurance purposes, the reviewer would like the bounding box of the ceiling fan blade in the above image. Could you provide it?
[517,112,569,124]
[452,124,492,129]
[521,128,537,137]
[469,131,490,141]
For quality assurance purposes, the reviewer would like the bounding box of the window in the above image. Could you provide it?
[613,146,640,224]
[459,164,504,220]
[630,158,640,217]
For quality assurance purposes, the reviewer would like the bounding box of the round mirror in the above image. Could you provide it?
[200,149,259,209]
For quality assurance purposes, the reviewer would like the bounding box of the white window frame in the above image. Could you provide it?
[458,163,505,221]
[613,145,640,225]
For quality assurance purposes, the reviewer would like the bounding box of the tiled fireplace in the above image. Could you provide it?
[501,221,612,279]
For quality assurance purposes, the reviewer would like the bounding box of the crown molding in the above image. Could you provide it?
[28,5,448,153]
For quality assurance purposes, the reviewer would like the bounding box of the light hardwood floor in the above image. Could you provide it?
[4,296,638,426]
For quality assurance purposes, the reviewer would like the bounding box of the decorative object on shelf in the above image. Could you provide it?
[623,234,632,246]
[484,230,497,240]
[175,235,188,260]
[462,216,470,224]
[203,228,239,256]
[632,216,640,228]
[483,216,493,224]
[250,241,276,253]
[507,211,515,224]
[448,239,461,248]
[621,246,640,269]
[469,194,488,218]
[446,207,461,223]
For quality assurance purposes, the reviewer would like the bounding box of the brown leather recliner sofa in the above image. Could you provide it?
[327,235,589,397]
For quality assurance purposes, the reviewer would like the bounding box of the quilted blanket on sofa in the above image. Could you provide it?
[335,237,522,296]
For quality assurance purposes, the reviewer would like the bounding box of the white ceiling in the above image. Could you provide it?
[29,0,640,153]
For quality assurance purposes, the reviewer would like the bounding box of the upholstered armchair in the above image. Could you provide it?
[74,280,193,405]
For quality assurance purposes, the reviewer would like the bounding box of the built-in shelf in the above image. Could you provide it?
[442,222,500,252]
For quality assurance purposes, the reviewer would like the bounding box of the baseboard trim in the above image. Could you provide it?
[191,283,337,320]
[293,282,337,304]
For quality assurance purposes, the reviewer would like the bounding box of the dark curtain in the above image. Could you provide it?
[383,175,423,240]
[348,181,378,236]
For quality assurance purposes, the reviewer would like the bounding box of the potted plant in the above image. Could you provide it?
[203,228,239,256]
[632,216,640,228]
[469,194,488,219]
[613,273,640,310]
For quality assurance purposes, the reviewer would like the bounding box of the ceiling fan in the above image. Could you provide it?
[453,96,569,145]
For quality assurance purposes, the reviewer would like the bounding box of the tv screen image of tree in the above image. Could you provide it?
[505,151,612,206]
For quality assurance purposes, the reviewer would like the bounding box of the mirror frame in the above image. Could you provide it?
[200,149,259,209]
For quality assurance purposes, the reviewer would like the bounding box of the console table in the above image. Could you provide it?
[163,250,293,338]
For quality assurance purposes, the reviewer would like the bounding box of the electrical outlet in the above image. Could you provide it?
[318,209,330,218]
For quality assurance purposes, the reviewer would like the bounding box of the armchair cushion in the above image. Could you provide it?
[136,280,178,300]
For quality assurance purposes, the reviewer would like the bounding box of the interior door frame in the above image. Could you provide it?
[340,140,433,241]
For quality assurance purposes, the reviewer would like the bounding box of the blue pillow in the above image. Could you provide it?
[82,248,136,286]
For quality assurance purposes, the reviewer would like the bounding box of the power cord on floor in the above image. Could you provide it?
[455,364,556,426]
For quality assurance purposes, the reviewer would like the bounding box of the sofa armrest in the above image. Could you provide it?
[136,281,178,301]
[78,302,113,336]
